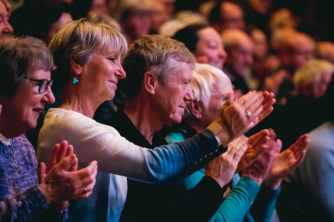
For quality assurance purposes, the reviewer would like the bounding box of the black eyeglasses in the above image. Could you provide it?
[24,77,53,94]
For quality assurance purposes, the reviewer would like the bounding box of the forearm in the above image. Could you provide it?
[249,184,281,222]
[214,177,260,222]
[0,186,49,222]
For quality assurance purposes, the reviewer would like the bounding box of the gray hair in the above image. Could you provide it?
[294,59,334,93]
[49,18,128,89]
[0,35,54,98]
[122,35,196,99]
[183,63,232,118]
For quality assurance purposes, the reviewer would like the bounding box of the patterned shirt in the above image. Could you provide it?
[0,134,68,221]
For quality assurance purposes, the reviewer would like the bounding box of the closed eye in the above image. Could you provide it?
[108,57,116,63]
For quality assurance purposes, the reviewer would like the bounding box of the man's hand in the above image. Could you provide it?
[205,137,248,187]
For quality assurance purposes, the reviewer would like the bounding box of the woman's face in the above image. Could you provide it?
[80,52,126,102]
[0,69,55,133]
[195,27,227,70]
[200,76,234,128]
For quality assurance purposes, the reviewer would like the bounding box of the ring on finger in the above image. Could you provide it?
[84,187,88,194]
[245,109,252,118]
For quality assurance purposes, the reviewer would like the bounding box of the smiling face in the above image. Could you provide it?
[195,27,227,70]
[80,53,126,102]
[0,1,13,35]
[200,76,234,127]
[154,61,193,124]
[0,69,55,133]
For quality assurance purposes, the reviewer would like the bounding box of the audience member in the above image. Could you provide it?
[221,29,254,95]
[150,0,170,34]
[263,31,315,104]
[37,19,274,222]
[277,102,334,221]
[10,0,73,45]
[210,1,245,33]
[119,0,152,44]
[0,35,97,221]
[173,24,227,70]
[0,0,12,34]
[269,8,298,31]
[164,63,307,222]
[86,11,121,32]
[102,35,274,222]
[316,41,334,63]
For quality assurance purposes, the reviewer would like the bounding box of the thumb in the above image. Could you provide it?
[37,162,46,184]
[56,154,76,172]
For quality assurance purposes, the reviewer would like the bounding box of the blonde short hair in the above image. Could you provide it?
[49,18,128,89]
[184,63,232,117]
[294,59,334,93]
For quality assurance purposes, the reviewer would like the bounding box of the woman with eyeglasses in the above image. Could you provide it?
[0,35,98,221]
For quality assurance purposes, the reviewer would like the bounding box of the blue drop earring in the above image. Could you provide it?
[73,77,79,84]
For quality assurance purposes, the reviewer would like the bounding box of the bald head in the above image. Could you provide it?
[221,29,253,77]
[278,31,314,71]
[317,41,334,63]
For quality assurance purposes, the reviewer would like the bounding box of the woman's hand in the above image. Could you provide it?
[236,129,270,172]
[205,137,248,188]
[38,141,98,207]
[207,91,275,147]
[265,134,309,189]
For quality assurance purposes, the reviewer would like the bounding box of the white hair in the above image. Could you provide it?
[184,63,232,118]
[294,59,334,93]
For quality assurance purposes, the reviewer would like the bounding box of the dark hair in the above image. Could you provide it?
[10,0,72,40]
[209,1,221,23]
[0,36,54,98]
[172,24,210,52]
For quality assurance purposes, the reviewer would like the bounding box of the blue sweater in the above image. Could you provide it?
[0,134,68,221]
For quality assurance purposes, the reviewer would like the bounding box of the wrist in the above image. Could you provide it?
[39,183,51,204]
[241,171,264,185]
[265,177,282,190]
[206,120,231,147]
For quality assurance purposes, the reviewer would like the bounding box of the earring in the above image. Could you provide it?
[73,77,79,84]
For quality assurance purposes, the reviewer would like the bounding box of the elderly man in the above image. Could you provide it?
[102,35,274,222]
[221,29,254,95]
[263,31,314,104]
[209,1,245,33]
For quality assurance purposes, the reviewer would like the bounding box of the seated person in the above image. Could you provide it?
[165,63,308,221]
[173,24,227,71]
[0,35,97,221]
[102,35,275,222]
[37,19,275,222]
[277,86,334,221]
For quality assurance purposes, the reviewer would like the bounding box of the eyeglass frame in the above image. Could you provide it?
[24,77,53,94]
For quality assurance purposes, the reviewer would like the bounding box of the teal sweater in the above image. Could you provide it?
[167,130,280,222]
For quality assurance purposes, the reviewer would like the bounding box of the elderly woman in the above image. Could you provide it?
[0,36,97,221]
[173,24,227,70]
[168,63,308,221]
[37,19,275,221]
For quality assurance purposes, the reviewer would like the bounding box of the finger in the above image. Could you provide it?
[235,91,257,106]
[248,129,269,144]
[56,154,77,171]
[69,154,78,172]
[257,105,274,123]
[76,179,96,199]
[65,144,74,157]
[233,144,248,161]
[291,150,307,170]
[268,128,277,141]
[244,92,263,113]
[57,140,69,164]
[47,144,60,173]
[290,134,307,153]
[37,162,46,184]
[76,161,98,180]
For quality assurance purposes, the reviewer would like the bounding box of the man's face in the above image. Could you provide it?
[220,2,245,31]
[154,61,193,124]
[0,1,13,35]
[126,10,151,38]
[287,39,314,69]
[226,39,254,77]
[313,70,333,98]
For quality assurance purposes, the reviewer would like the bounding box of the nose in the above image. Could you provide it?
[42,86,55,105]
[184,84,194,101]
[115,65,126,80]
[219,48,228,62]
[2,20,13,34]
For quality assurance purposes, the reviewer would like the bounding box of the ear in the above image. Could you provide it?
[70,58,83,76]
[143,71,158,95]
[188,100,203,119]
